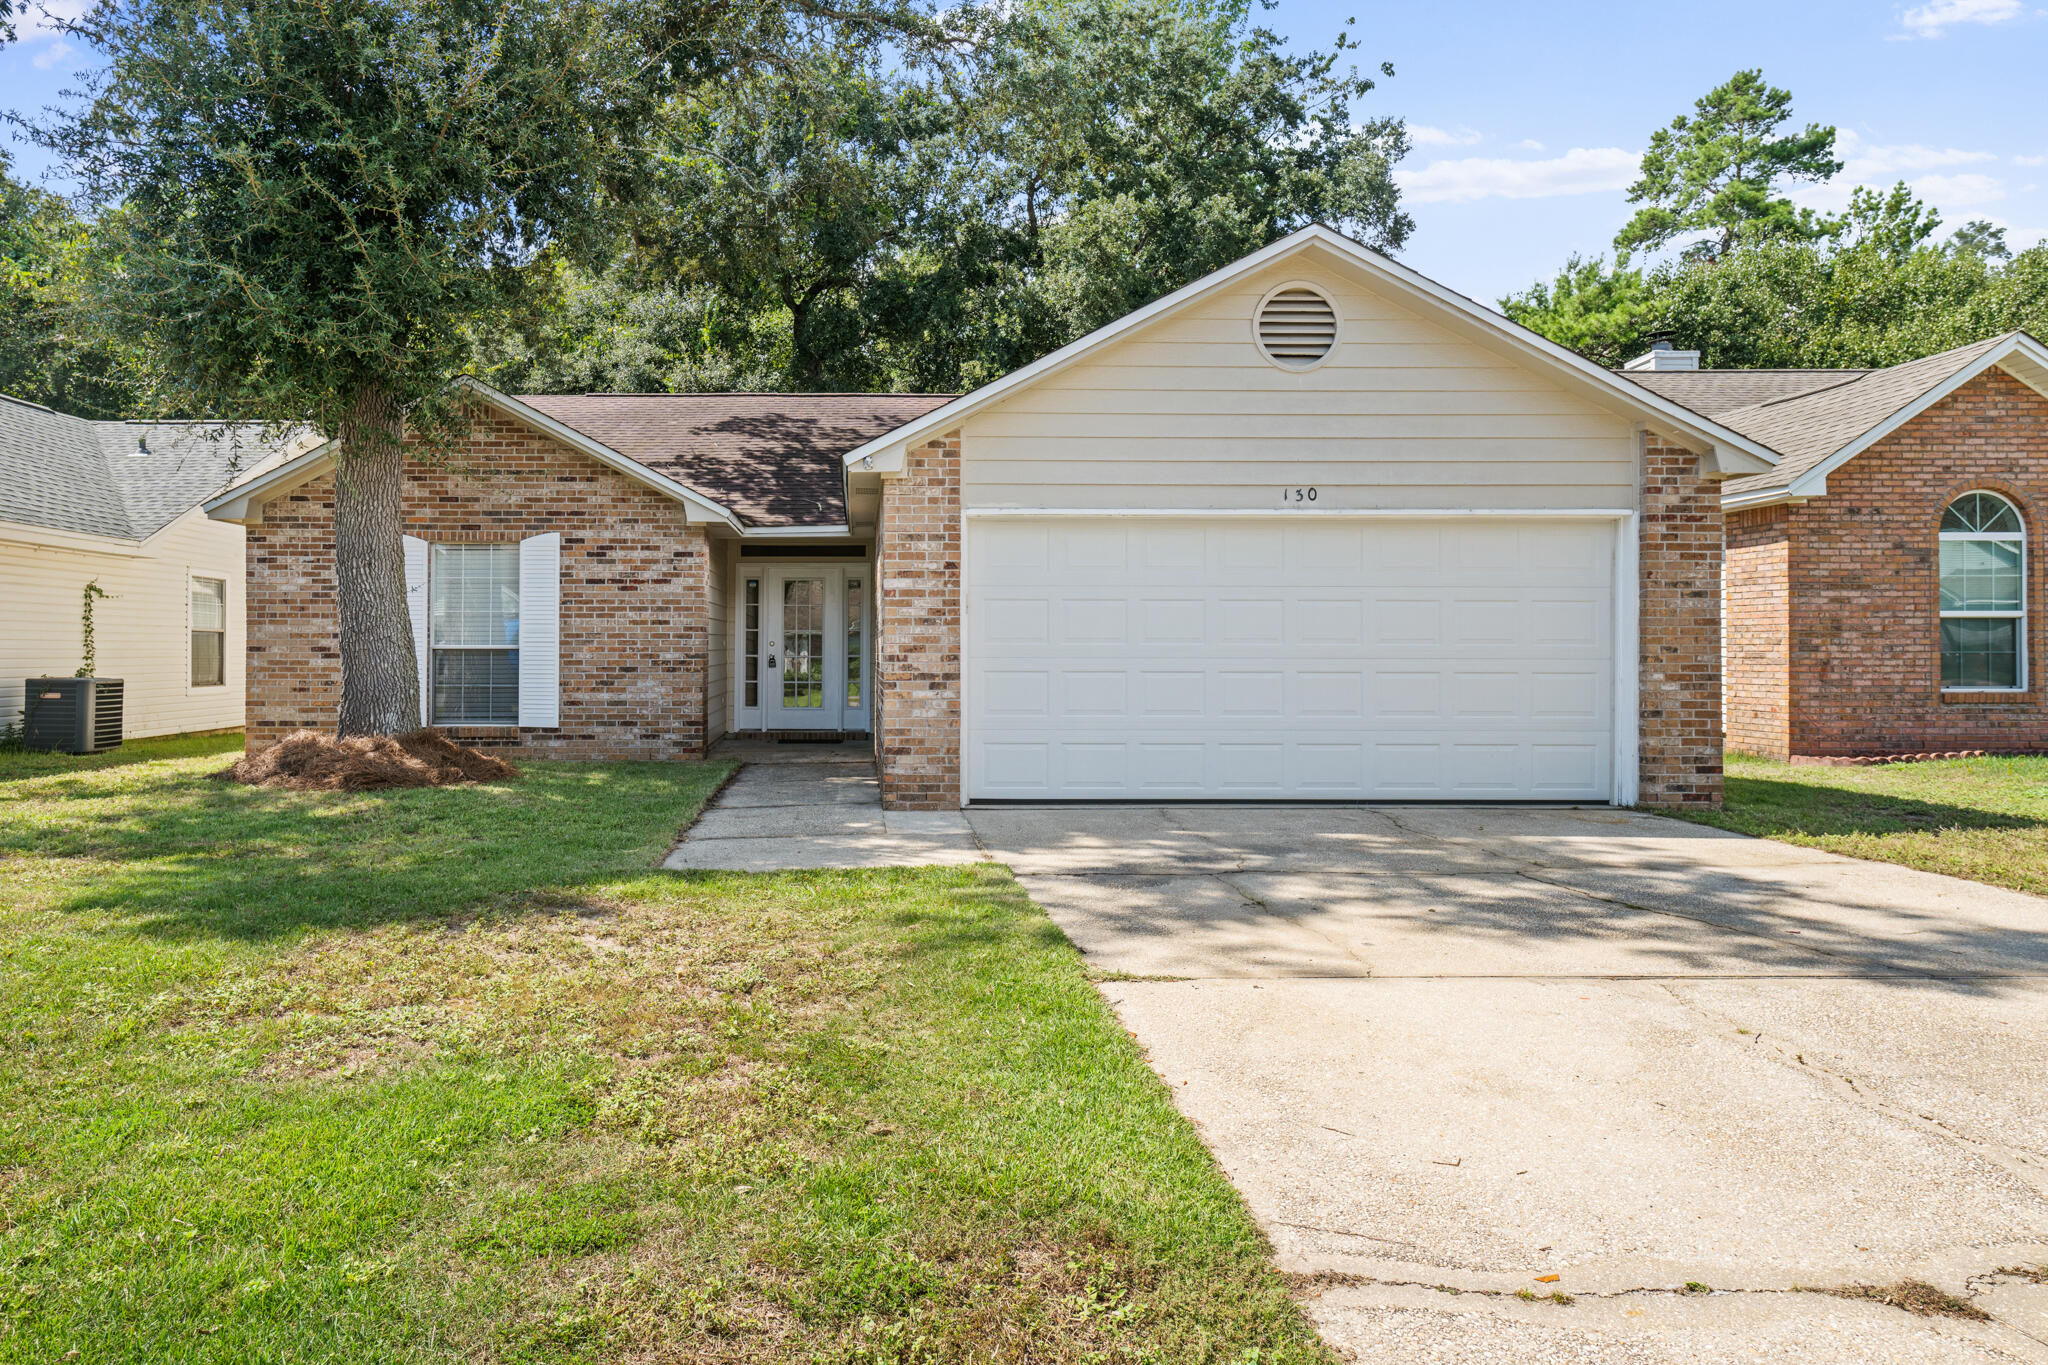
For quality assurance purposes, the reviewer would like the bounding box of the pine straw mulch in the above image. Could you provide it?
[225,728,520,791]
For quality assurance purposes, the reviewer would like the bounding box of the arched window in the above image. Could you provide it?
[1939,491,2027,690]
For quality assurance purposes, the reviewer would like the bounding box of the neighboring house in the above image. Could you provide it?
[0,395,303,737]
[208,225,1785,808]
[1621,333,2048,760]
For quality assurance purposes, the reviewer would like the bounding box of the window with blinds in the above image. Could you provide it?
[430,544,521,724]
[190,577,226,687]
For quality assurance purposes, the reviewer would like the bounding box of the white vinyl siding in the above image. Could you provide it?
[0,506,251,738]
[966,516,1617,801]
[958,256,1638,512]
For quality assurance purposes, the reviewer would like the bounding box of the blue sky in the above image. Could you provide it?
[4,0,2043,307]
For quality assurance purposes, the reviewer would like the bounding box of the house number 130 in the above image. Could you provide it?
[1281,486,1318,503]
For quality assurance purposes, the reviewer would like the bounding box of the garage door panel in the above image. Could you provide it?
[967,518,1617,801]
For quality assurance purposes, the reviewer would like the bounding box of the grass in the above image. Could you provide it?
[0,734,1329,1364]
[1666,752,2048,897]
[1806,1280,1989,1321]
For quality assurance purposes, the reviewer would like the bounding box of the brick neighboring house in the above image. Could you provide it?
[209,226,1788,809]
[1623,332,2048,760]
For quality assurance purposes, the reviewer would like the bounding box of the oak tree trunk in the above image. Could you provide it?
[332,381,423,736]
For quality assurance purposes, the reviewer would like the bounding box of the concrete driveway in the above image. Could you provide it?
[965,803,2048,1363]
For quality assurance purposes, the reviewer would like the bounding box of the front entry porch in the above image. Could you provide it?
[726,556,873,739]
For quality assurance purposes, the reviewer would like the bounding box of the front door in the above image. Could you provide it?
[762,565,870,731]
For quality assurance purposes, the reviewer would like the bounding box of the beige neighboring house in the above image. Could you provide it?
[0,394,305,738]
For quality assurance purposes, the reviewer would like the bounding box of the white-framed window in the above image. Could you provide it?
[430,544,520,724]
[1939,491,2027,691]
[190,576,227,687]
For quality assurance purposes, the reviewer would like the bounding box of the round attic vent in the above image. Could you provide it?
[1255,286,1338,369]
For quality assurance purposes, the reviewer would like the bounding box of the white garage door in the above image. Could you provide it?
[965,517,1618,801]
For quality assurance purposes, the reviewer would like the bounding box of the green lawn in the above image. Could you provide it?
[1670,752,2048,897]
[1,734,1327,1364]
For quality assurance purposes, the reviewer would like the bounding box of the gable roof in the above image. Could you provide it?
[1621,368,1868,417]
[0,394,299,542]
[1622,333,2048,509]
[207,380,945,534]
[520,392,953,528]
[840,223,1782,479]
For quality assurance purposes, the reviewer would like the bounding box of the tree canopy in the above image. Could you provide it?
[489,0,1412,396]
[0,149,134,417]
[1507,71,2043,370]
[33,0,677,733]
[1614,69,1840,261]
[1505,184,2048,370]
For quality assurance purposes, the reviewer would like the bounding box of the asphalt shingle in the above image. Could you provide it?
[519,392,956,528]
[1619,334,2028,498]
[1619,368,1868,417]
[0,394,293,540]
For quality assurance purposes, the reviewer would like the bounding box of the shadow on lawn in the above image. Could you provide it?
[5,754,731,942]
[1716,776,2045,840]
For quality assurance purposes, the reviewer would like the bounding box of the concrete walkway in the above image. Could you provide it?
[662,740,987,870]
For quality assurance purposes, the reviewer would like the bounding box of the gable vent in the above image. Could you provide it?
[1256,287,1338,368]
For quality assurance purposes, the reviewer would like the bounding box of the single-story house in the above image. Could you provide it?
[0,394,304,738]
[208,225,1791,808]
[1620,332,2048,760]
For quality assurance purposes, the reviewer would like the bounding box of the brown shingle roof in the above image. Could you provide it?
[519,392,955,527]
[1618,368,1867,416]
[1714,335,2017,497]
[1617,334,2032,499]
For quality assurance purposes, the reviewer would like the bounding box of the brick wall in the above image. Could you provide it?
[1638,433,1725,806]
[1777,369,2048,756]
[246,411,712,760]
[1725,506,1792,758]
[874,431,962,809]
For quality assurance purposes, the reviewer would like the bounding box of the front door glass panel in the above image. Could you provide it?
[781,577,826,710]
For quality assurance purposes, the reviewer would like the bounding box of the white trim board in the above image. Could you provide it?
[843,224,1781,480]
[963,507,1635,520]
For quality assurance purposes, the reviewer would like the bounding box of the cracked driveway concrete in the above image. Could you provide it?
[964,803,2048,1363]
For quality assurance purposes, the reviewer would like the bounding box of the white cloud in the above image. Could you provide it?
[14,0,89,67]
[1836,128,2000,178]
[1395,147,1639,205]
[2016,154,2048,168]
[1912,172,2008,205]
[1896,0,2023,38]
[1515,139,1546,152]
[1408,124,1484,148]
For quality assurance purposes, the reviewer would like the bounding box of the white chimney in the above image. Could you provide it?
[1623,340,1700,372]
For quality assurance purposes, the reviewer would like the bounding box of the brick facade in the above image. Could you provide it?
[1724,506,1792,759]
[246,411,712,759]
[1723,370,2048,759]
[1637,434,1725,806]
[873,432,963,809]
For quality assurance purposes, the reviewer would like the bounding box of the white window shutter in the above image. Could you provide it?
[402,535,431,725]
[518,532,561,728]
